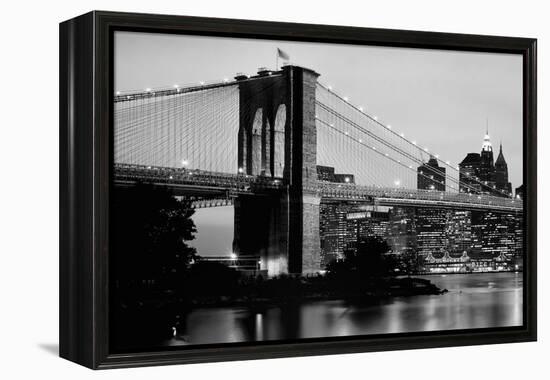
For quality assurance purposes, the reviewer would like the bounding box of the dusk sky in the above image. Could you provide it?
[114,31,523,256]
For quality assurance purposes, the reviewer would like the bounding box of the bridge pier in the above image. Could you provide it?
[232,194,288,275]
[233,65,322,276]
[232,190,321,276]
[288,193,321,274]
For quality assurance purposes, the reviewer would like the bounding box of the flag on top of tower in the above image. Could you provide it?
[277,48,290,61]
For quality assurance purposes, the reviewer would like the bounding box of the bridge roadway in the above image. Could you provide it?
[114,163,523,213]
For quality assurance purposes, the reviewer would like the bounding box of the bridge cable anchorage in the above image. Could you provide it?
[315,83,514,198]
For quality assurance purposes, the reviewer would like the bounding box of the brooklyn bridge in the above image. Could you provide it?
[114,65,523,276]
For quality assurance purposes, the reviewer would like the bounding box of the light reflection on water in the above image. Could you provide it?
[165,272,523,346]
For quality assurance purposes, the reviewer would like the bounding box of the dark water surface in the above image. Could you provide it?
[165,272,523,346]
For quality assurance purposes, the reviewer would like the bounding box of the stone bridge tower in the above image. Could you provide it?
[232,65,321,276]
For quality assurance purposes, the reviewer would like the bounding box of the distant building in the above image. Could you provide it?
[514,215,524,269]
[415,209,448,261]
[470,211,520,262]
[417,155,446,191]
[459,129,513,197]
[317,165,354,184]
[446,210,472,257]
[494,143,513,196]
[345,209,390,254]
[317,165,359,267]
[387,207,417,255]
[319,203,388,267]
[459,153,482,193]
[479,130,496,191]
[317,165,336,182]
[515,184,524,200]
[319,203,353,266]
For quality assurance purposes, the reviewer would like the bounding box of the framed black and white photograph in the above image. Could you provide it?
[59,11,537,369]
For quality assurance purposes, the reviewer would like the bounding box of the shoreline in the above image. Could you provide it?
[188,276,447,309]
[412,270,523,277]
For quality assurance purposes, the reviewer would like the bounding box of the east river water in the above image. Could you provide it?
[165,272,523,346]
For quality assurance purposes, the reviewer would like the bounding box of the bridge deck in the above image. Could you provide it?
[113,164,523,212]
[316,182,523,212]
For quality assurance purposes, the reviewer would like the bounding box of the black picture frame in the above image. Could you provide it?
[59,10,537,369]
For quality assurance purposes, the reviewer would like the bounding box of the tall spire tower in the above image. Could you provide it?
[479,119,495,191]
[495,141,512,196]
[481,118,492,152]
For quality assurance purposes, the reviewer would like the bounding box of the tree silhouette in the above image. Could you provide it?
[112,183,196,280]
[329,236,393,277]
[326,236,395,295]
[344,237,392,276]
[111,183,197,346]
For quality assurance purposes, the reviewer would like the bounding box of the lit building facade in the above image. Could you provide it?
[387,207,417,255]
[344,209,390,254]
[445,210,472,257]
[470,211,520,260]
[415,209,448,261]
[319,202,353,267]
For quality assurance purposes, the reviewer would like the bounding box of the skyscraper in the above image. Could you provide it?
[415,208,448,261]
[459,153,482,193]
[470,211,519,263]
[387,207,417,255]
[319,202,352,266]
[417,155,446,191]
[479,128,496,191]
[318,165,359,267]
[446,210,472,257]
[494,143,513,196]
